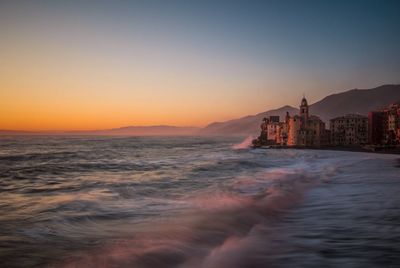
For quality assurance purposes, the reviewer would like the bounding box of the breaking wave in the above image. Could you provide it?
[232,135,254,149]
[1,136,399,268]
[55,161,332,268]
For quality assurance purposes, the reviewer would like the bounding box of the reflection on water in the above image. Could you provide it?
[0,136,399,267]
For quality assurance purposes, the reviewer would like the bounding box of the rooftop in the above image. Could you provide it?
[330,114,368,121]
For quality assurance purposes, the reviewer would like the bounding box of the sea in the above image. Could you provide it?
[0,136,399,268]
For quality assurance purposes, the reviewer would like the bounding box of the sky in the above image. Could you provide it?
[1,0,400,131]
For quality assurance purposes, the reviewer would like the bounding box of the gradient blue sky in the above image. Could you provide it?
[1,0,399,130]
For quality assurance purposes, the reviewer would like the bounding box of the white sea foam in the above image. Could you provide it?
[232,135,254,149]
[2,136,399,268]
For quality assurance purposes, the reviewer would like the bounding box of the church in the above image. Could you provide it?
[286,96,329,146]
[253,96,329,147]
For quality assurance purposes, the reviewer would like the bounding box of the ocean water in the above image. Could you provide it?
[0,136,399,268]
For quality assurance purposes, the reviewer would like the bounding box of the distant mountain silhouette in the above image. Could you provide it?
[81,125,200,136]
[202,84,400,135]
[309,84,400,123]
[199,105,299,136]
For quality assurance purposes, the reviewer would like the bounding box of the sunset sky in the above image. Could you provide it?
[1,1,400,131]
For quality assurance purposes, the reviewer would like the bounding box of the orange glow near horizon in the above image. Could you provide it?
[0,40,297,131]
[0,64,368,132]
[1,72,286,131]
[2,2,394,132]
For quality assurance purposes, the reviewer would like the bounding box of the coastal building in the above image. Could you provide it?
[253,98,400,148]
[368,102,400,145]
[266,121,278,143]
[330,114,368,146]
[275,120,289,145]
[259,116,287,145]
[253,96,328,147]
[388,103,400,144]
[269,116,280,123]
[257,117,269,145]
[368,111,386,145]
[286,96,328,146]
[254,116,279,146]
[396,126,400,143]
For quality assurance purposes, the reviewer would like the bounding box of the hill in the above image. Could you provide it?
[202,84,400,136]
[199,105,299,136]
[309,84,400,123]
[80,125,200,136]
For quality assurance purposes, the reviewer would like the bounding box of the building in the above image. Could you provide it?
[253,96,328,147]
[388,103,400,144]
[368,111,386,145]
[368,102,400,145]
[267,121,279,143]
[253,98,400,148]
[254,116,280,146]
[269,116,280,123]
[253,115,289,147]
[330,114,368,146]
[286,96,328,146]
[275,118,289,145]
[396,124,400,142]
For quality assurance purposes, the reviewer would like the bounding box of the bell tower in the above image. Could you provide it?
[300,94,309,121]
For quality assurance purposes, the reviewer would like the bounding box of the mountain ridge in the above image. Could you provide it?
[199,105,299,136]
[201,84,400,135]
[309,84,400,123]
